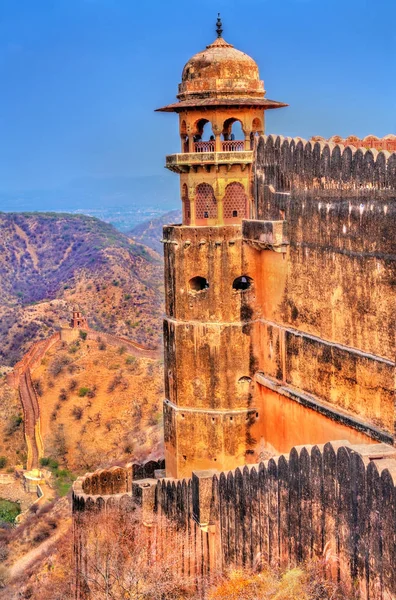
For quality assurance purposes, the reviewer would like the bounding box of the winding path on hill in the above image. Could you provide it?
[11,328,160,470]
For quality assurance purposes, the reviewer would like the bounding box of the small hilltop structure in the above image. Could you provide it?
[70,307,88,330]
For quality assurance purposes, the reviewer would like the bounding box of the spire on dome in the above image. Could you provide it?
[216,13,223,38]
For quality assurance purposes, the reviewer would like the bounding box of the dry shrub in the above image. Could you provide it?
[71,406,83,421]
[77,508,197,600]
[32,523,51,545]
[0,565,9,590]
[48,354,71,377]
[21,527,74,600]
[107,371,129,393]
[208,562,347,600]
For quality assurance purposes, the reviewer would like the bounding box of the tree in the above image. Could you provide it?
[76,508,197,600]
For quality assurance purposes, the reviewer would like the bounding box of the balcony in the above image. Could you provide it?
[193,140,245,153]
[166,149,253,173]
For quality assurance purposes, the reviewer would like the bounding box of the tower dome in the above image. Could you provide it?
[178,37,264,101]
[156,15,286,113]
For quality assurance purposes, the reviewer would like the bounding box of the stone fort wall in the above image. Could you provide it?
[250,135,396,451]
[6,332,61,469]
[6,332,61,389]
[73,442,396,599]
[73,136,396,597]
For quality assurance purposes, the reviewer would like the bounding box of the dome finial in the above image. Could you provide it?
[216,13,223,38]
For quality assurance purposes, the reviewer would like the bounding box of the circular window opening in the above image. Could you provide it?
[233,276,253,291]
[238,376,252,384]
[189,276,209,292]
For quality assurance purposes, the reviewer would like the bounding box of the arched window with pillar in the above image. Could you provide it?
[250,118,262,149]
[193,119,215,152]
[182,184,191,225]
[222,118,245,151]
[195,183,217,222]
[223,182,247,223]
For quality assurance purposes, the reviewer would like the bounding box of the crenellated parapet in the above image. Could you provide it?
[72,460,165,513]
[312,134,396,153]
[255,133,396,192]
[73,442,396,599]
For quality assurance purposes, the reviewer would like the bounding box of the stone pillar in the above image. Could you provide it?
[132,479,157,525]
[216,179,225,226]
[188,134,194,153]
[215,133,222,153]
[192,470,217,526]
[244,132,251,151]
[188,185,196,226]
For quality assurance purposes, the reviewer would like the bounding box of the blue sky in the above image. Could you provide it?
[0,0,395,192]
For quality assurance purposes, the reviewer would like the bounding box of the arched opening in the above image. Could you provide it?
[180,120,187,135]
[223,182,248,223]
[193,119,215,152]
[182,184,191,225]
[189,276,209,292]
[180,120,189,152]
[252,117,262,133]
[233,275,253,291]
[250,132,260,150]
[195,183,217,222]
[222,118,245,151]
[181,134,189,153]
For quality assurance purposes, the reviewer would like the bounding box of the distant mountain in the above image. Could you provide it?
[0,174,179,231]
[129,210,182,254]
[0,212,163,365]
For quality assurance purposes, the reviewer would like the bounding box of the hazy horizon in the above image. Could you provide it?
[1,0,395,203]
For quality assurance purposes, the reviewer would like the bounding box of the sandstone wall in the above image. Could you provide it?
[251,135,396,442]
[84,329,160,358]
[73,442,396,600]
[163,224,261,476]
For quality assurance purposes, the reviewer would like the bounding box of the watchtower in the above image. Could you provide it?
[157,15,286,227]
[157,17,286,478]
[70,308,88,330]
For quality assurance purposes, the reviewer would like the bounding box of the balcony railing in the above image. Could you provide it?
[193,140,246,153]
[221,140,245,151]
[166,151,253,172]
[194,141,215,152]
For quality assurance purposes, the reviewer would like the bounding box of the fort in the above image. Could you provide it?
[72,17,396,599]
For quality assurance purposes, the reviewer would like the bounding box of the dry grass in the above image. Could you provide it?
[0,382,25,468]
[33,338,164,471]
[209,564,348,600]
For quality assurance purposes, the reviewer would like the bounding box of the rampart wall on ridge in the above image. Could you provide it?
[6,332,61,468]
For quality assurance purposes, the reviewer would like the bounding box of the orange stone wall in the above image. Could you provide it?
[250,135,395,446]
[163,135,395,478]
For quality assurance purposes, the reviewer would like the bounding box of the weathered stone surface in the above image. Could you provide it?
[74,445,396,598]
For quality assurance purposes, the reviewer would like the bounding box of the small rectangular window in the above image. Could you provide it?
[232,210,238,217]
[204,211,209,218]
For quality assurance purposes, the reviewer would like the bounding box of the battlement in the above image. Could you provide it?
[256,134,396,191]
[312,134,396,153]
[73,442,396,598]
[73,460,164,504]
